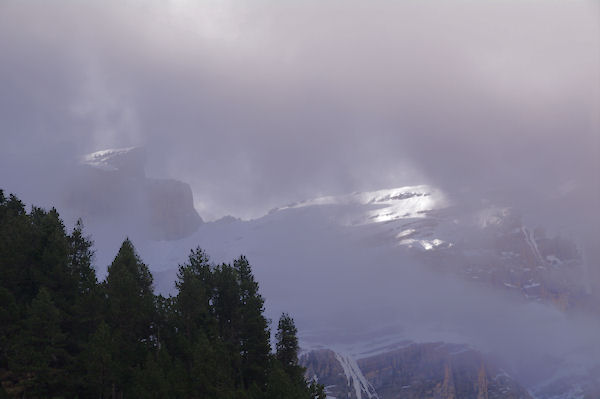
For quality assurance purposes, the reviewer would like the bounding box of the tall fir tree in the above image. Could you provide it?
[213,263,243,388]
[83,321,116,399]
[234,255,271,391]
[271,313,326,399]
[68,219,97,296]
[175,247,214,342]
[66,219,103,394]
[276,313,300,372]
[10,288,68,397]
[173,247,224,397]
[103,238,156,396]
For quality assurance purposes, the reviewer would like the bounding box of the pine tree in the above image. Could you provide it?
[276,313,300,372]
[173,248,223,395]
[68,219,97,295]
[272,313,325,399]
[213,262,243,388]
[11,288,68,397]
[28,207,76,309]
[0,287,17,366]
[65,219,104,394]
[130,352,171,399]
[0,193,32,305]
[235,255,271,390]
[84,321,116,398]
[175,247,214,342]
[104,238,156,395]
[105,238,154,340]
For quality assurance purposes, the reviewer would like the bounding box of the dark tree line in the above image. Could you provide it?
[0,190,325,399]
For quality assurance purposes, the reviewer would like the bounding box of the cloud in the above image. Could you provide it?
[0,0,597,229]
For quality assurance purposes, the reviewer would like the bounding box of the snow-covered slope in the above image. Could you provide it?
[138,183,593,319]
[275,185,446,224]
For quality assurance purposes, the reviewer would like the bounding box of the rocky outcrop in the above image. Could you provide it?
[359,343,531,399]
[302,349,356,398]
[301,349,379,399]
[301,343,532,399]
[65,147,202,240]
[145,178,201,240]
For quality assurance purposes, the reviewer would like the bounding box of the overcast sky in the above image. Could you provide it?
[1,0,598,230]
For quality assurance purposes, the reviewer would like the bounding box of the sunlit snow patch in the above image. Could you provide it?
[81,146,141,171]
[398,238,450,251]
[277,185,447,226]
[362,186,444,223]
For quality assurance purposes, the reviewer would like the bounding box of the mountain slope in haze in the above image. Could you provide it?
[56,166,599,399]
[65,147,202,242]
[273,185,593,314]
[147,183,593,316]
[139,184,598,399]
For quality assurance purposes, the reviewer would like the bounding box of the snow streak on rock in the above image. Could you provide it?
[333,352,378,399]
[522,226,545,266]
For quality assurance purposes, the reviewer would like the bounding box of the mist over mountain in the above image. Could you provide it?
[15,157,598,397]
[1,1,598,398]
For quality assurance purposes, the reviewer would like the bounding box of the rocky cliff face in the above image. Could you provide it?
[416,207,594,314]
[301,344,533,399]
[302,349,378,399]
[358,343,531,399]
[145,177,201,240]
[65,147,202,241]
